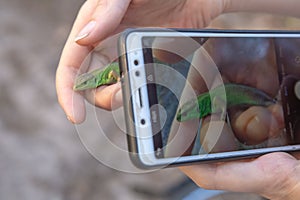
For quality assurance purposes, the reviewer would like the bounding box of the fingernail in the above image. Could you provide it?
[75,21,96,42]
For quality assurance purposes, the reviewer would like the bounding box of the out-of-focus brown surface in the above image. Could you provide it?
[0,0,300,199]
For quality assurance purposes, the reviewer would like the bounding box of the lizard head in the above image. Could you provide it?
[73,73,98,91]
[107,70,120,84]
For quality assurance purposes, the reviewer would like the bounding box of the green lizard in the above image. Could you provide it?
[73,62,120,91]
[73,63,276,123]
[176,83,276,122]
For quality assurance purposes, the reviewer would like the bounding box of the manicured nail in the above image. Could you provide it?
[75,21,96,42]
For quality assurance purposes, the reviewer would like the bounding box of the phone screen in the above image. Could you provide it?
[140,35,300,158]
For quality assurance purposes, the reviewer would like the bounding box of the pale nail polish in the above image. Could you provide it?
[75,21,96,42]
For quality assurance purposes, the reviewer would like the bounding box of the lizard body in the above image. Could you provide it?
[176,83,276,122]
[73,62,120,91]
[73,63,275,123]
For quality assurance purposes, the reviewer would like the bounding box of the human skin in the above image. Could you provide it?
[56,0,300,199]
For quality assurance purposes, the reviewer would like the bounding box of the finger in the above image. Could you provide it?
[56,40,92,123]
[200,116,238,153]
[164,119,199,157]
[75,0,131,45]
[84,82,123,110]
[56,1,97,123]
[232,104,285,145]
[179,152,298,197]
[56,64,86,123]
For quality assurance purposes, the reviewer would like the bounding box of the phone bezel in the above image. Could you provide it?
[118,28,300,169]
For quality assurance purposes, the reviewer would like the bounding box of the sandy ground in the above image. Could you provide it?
[0,0,300,199]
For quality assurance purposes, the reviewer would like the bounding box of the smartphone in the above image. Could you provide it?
[118,28,300,169]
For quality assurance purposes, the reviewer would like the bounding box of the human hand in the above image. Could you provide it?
[55,0,300,198]
[180,152,300,199]
[56,0,226,124]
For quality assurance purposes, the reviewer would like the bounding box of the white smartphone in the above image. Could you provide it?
[118,28,300,169]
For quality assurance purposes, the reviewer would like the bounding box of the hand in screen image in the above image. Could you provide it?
[162,37,300,157]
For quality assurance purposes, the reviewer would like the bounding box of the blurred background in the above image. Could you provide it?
[0,0,300,200]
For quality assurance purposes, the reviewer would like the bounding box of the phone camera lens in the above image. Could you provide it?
[140,119,146,125]
[134,60,139,66]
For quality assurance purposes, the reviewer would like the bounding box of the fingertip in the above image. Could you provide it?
[58,90,86,124]
[67,86,87,124]
[86,82,122,110]
[74,0,131,46]
[56,66,86,124]
[74,20,97,43]
[74,19,118,46]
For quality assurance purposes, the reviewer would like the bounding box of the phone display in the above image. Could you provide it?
[119,29,300,168]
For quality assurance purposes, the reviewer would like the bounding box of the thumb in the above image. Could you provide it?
[75,0,131,45]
